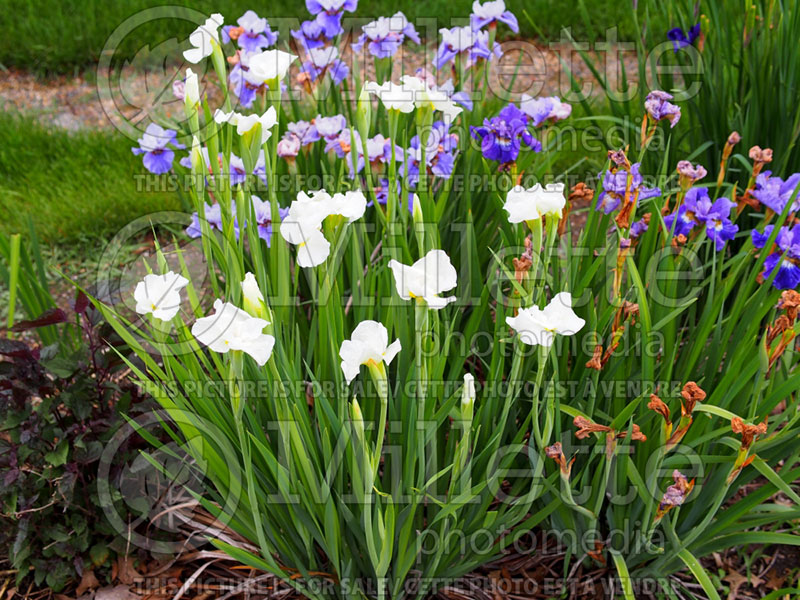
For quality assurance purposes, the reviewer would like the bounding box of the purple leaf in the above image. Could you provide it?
[11,308,68,332]
[74,291,89,315]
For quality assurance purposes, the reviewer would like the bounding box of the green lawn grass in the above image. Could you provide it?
[0,113,180,243]
[0,0,643,75]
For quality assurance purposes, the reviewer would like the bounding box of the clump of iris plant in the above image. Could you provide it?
[752,224,800,289]
[664,188,738,251]
[470,103,541,170]
[131,123,185,174]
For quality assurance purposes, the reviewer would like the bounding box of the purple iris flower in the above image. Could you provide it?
[519,95,572,126]
[288,120,321,146]
[291,20,329,50]
[132,123,185,174]
[229,154,249,186]
[345,134,403,178]
[253,151,268,186]
[325,130,355,158]
[763,253,800,290]
[689,191,738,250]
[645,90,681,128]
[752,171,800,214]
[186,202,225,238]
[185,212,203,238]
[751,225,776,250]
[664,188,738,250]
[596,163,661,214]
[752,224,800,289]
[435,26,500,70]
[222,11,277,52]
[435,26,475,69]
[667,23,700,53]
[305,0,357,38]
[664,205,697,237]
[469,30,502,64]
[352,12,420,58]
[470,0,519,32]
[470,104,541,167]
[630,218,649,238]
[704,215,739,250]
[314,114,346,141]
[369,178,415,213]
[251,196,289,246]
[301,46,349,86]
[277,133,302,159]
[372,178,394,206]
[404,120,458,186]
[368,134,403,165]
[179,147,212,170]
[450,91,474,111]
[229,51,266,109]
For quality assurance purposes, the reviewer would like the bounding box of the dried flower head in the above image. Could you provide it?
[767,315,791,345]
[671,233,688,248]
[779,290,800,322]
[545,442,574,477]
[512,256,532,284]
[227,25,245,40]
[512,236,534,284]
[731,417,768,449]
[648,394,672,426]
[680,381,706,414]
[587,541,606,565]
[676,160,707,182]
[569,182,595,203]
[748,146,773,164]
[622,301,640,322]
[227,50,242,65]
[618,423,647,442]
[727,131,741,146]
[655,469,695,520]
[608,149,630,169]
[573,416,611,439]
[585,344,603,370]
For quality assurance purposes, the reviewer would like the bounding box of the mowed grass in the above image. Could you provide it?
[0,0,643,75]
[0,113,180,243]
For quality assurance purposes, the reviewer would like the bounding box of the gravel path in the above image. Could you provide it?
[0,42,640,131]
